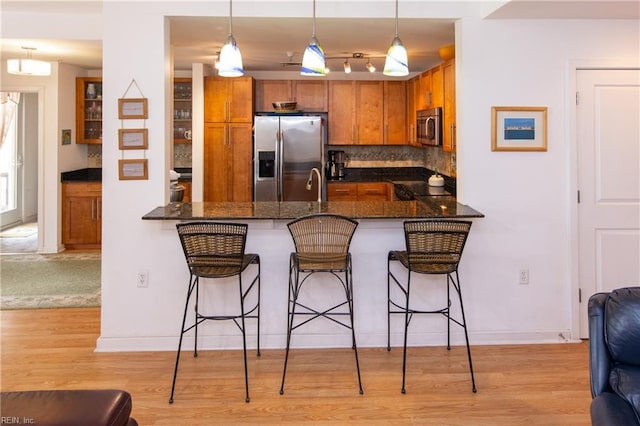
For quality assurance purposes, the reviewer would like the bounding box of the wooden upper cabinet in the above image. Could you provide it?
[328,81,356,145]
[328,80,385,145]
[416,71,430,111]
[356,81,384,145]
[442,59,456,153]
[204,77,254,123]
[255,80,291,111]
[76,77,103,144]
[292,80,328,111]
[430,65,444,108]
[384,81,406,145]
[255,80,328,112]
[405,77,418,146]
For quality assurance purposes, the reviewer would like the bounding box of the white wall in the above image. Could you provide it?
[456,18,640,340]
[96,8,639,350]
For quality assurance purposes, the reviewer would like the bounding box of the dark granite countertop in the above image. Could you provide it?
[142,199,483,221]
[61,168,102,182]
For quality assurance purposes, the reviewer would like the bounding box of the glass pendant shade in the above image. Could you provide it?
[301,38,326,76]
[217,34,244,77]
[343,60,351,73]
[383,35,409,76]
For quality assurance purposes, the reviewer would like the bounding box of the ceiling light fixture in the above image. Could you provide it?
[301,0,326,76]
[365,60,376,73]
[217,0,244,77]
[7,47,51,76]
[343,60,351,74]
[383,0,409,76]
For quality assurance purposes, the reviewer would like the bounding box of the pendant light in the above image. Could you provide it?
[383,0,409,77]
[301,0,326,76]
[7,47,51,76]
[217,0,244,77]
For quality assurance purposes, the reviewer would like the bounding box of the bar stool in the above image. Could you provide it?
[169,221,260,403]
[280,213,363,395]
[387,219,476,394]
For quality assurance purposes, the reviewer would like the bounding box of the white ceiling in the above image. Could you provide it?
[1,0,637,75]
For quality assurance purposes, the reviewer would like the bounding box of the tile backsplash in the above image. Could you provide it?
[87,142,456,178]
[87,144,102,168]
[331,145,456,177]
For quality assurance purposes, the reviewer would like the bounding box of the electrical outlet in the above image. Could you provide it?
[137,270,149,288]
[519,268,529,285]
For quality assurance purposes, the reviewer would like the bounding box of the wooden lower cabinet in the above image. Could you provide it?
[62,182,102,249]
[327,182,391,201]
[179,181,192,202]
[204,122,253,202]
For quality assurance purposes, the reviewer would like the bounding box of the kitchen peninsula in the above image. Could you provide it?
[136,197,483,352]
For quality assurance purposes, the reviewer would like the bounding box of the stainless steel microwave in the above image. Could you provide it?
[417,107,442,146]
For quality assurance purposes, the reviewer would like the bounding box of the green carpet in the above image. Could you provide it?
[0,253,101,310]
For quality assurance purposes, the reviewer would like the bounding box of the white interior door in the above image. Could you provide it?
[578,68,640,338]
[0,93,23,228]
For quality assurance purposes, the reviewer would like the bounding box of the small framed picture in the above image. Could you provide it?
[61,129,71,145]
[118,129,148,150]
[491,106,548,152]
[118,159,148,180]
[118,98,148,119]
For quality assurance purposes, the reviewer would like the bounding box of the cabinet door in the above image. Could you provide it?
[204,123,253,202]
[328,81,356,145]
[255,80,291,112]
[204,78,229,122]
[430,65,444,108]
[204,123,229,201]
[75,77,103,144]
[406,77,418,146]
[416,71,430,111]
[442,59,456,153]
[63,197,99,244]
[384,81,406,145]
[355,81,384,145]
[293,80,328,111]
[228,123,253,201]
[228,77,254,122]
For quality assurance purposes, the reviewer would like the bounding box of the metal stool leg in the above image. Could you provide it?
[346,263,363,394]
[169,275,197,404]
[401,271,411,394]
[280,257,298,395]
[452,271,477,393]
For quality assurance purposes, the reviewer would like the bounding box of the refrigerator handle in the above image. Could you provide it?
[276,130,283,201]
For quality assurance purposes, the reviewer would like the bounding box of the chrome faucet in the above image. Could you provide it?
[306,167,322,202]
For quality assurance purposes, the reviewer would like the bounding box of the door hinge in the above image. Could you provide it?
[576,91,580,105]
[579,288,582,303]
[577,190,581,203]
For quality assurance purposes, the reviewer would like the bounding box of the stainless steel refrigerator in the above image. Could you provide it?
[253,115,325,202]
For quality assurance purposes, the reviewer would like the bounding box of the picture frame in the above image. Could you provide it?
[118,128,148,150]
[61,129,71,145]
[491,106,548,152]
[118,98,148,119]
[118,159,148,180]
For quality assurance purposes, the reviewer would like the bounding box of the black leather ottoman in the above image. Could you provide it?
[0,389,138,426]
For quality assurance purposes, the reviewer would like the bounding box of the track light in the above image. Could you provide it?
[217,0,244,77]
[383,0,409,76]
[365,60,375,73]
[301,0,326,76]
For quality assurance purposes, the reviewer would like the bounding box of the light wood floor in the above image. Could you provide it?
[1,307,592,425]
